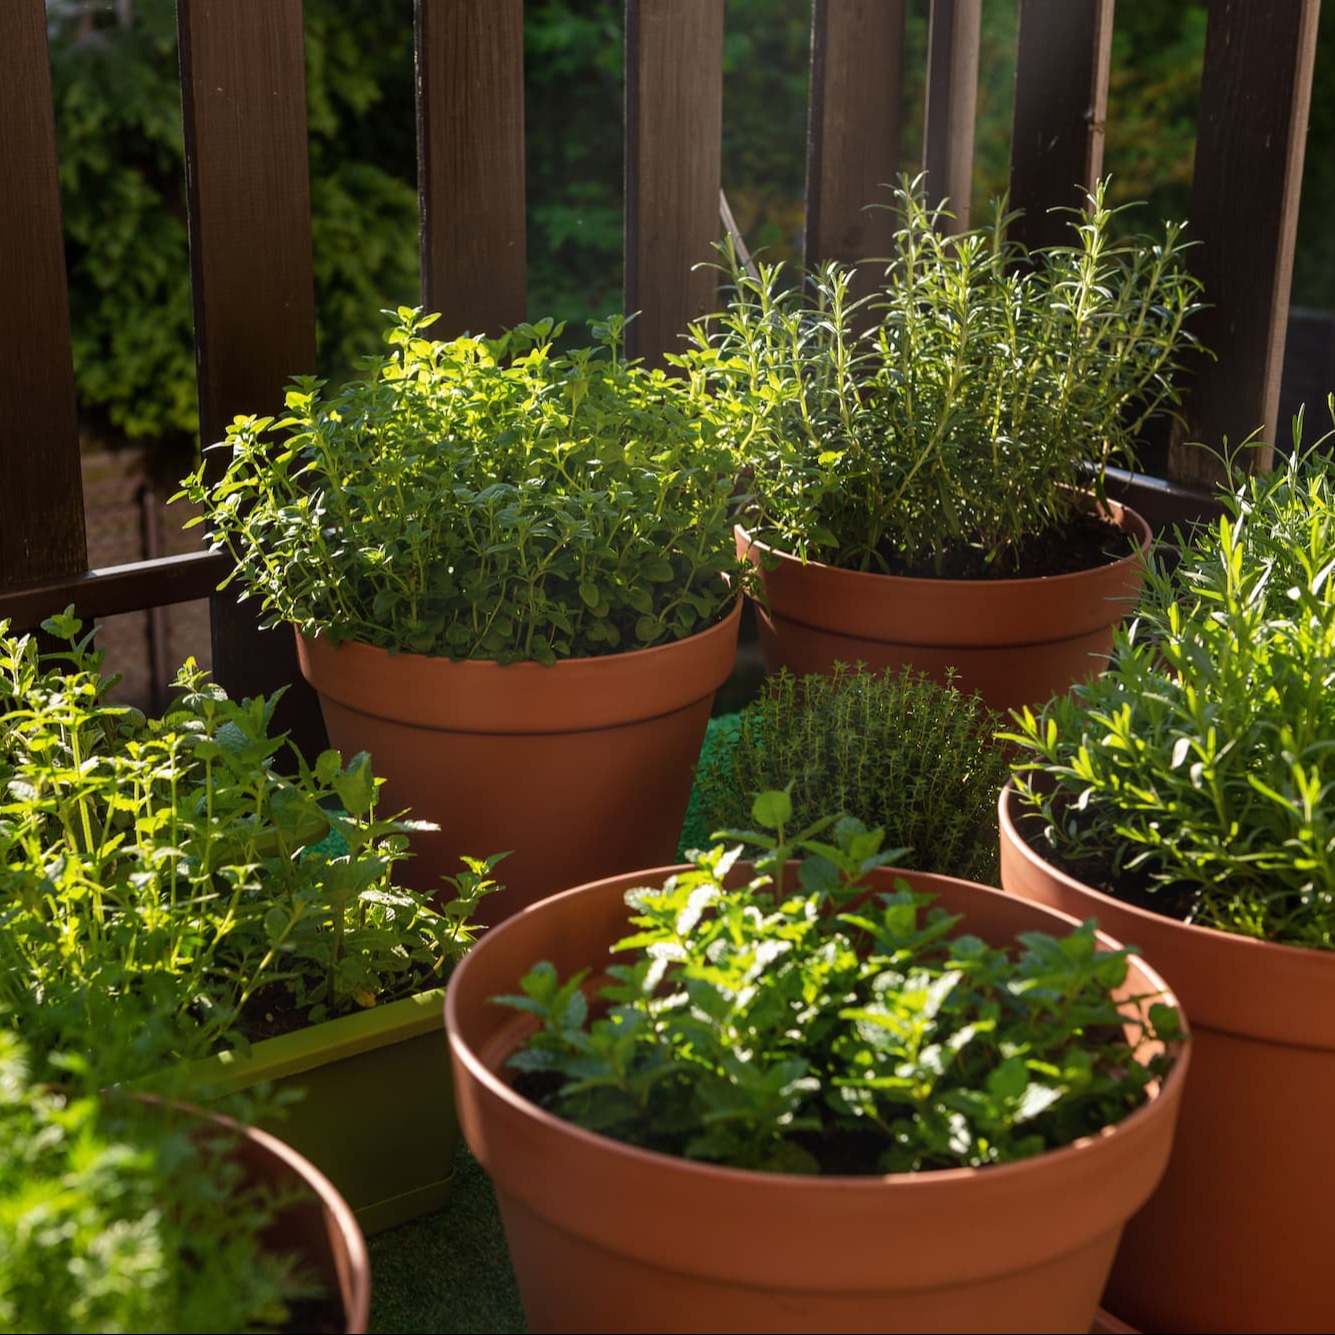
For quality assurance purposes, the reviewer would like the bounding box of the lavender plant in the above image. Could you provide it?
[1005,422,1335,950]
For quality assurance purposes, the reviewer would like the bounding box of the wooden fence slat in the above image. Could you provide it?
[0,551,228,627]
[177,0,324,742]
[416,0,527,337]
[1170,0,1320,485]
[922,0,981,232]
[1007,0,1114,254]
[624,0,725,366]
[804,0,906,271]
[0,2,87,596]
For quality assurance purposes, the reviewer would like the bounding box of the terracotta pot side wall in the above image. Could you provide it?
[737,507,1150,715]
[998,783,1335,1333]
[299,609,741,926]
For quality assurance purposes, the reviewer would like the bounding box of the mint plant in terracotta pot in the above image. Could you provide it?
[0,613,497,1233]
[446,790,1189,1333]
[1001,432,1335,1332]
[683,178,1204,713]
[181,310,751,924]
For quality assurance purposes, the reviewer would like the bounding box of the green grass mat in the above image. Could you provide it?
[368,1143,525,1334]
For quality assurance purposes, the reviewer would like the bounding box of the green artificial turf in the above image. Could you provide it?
[365,718,748,1333]
[367,1143,526,1334]
[676,712,744,858]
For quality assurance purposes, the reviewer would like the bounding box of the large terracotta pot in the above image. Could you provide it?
[736,500,1151,715]
[295,601,741,926]
[446,860,1188,1334]
[1000,781,1335,1333]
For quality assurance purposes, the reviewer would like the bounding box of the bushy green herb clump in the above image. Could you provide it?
[683,177,1203,575]
[0,614,498,1080]
[500,791,1181,1175]
[0,1029,320,1334]
[686,664,1009,883]
[1006,432,1335,949]
[181,309,750,662]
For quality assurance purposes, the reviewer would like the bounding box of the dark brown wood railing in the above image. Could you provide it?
[0,0,1322,724]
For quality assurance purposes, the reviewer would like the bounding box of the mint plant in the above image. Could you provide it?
[682,177,1204,576]
[1006,422,1335,951]
[0,613,500,1081]
[685,664,1010,883]
[179,309,752,663]
[498,789,1181,1175]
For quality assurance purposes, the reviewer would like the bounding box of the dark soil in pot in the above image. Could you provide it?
[860,510,1135,581]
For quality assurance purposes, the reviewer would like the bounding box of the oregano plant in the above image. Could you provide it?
[179,309,753,663]
[497,788,1182,1175]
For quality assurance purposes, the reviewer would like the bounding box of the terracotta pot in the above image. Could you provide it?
[295,601,741,926]
[736,501,1151,715]
[136,1096,371,1333]
[446,861,1188,1334]
[999,781,1335,1333]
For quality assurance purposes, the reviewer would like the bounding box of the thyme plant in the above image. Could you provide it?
[683,177,1204,575]
[180,310,751,663]
[0,613,500,1079]
[500,790,1182,1175]
[1006,425,1335,950]
[687,665,1009,883]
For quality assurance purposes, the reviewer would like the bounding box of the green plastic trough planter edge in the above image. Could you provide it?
[181,987,456,1235]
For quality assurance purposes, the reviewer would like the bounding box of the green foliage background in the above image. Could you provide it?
[48,0,1335,451]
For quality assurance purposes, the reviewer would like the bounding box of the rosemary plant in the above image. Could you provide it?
[683,176,1205,576]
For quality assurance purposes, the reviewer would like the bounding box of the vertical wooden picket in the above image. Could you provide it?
[805,0,906,272]
[1007,0,1115,254]
[624,0,725,366]
[416,0,527,337]
[922,0,981,231]
[0,2,87,601]
[1170,0,1321,483]
[177,0,324,740]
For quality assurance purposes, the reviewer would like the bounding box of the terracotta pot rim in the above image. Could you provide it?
[736,500,1151,592]
[131,1094,370,1332]
[297,595,742,672]
[296,597,742,734]
[447,859,1188,1195]
[1000,779,1335,967]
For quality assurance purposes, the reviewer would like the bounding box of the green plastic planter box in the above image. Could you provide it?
[183,987,455,1235]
